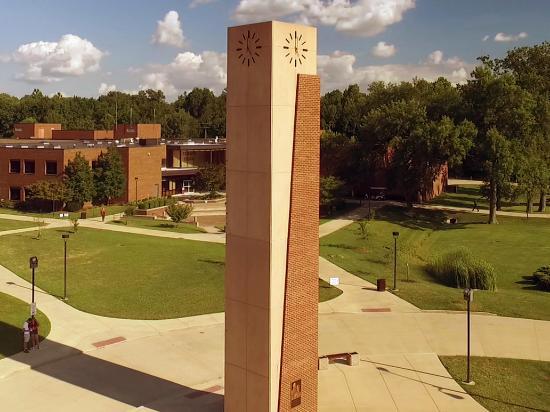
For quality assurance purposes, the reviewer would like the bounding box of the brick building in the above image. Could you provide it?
[1,122,227,205]
[162,139,226,195]
[13,123,62,139]
[0,139,164,204]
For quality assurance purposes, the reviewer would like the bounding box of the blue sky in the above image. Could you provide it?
[0,0,548,99]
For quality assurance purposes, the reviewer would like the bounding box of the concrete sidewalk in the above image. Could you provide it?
[0,216,547,411]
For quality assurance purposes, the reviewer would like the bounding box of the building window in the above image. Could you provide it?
[9,160,21,174]
[9,187,21,201]
[24,160,35,174]
[183,180,193,193]
[45,161,58,175]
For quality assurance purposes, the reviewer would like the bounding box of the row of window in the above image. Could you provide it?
[9,159,58,176]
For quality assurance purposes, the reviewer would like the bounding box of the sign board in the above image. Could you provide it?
[290,379,302,408]
[329,277,340,286]
[29,256,38,269]
[463,288,473,302]
[30,302,36,316]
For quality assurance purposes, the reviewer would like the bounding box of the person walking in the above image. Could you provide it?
[29,315,40,350]
[22,318,31,353]
[472,199,480,212]
[100,206,106,222]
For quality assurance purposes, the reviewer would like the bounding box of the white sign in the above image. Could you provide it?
[30,302,36,316]
[329,277,340,286]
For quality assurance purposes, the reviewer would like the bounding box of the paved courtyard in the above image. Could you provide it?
[1,214,549,411]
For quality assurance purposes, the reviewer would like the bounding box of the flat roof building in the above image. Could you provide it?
[0,138,165,204]
[13,123,62,140]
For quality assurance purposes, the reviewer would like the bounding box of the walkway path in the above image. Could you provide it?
[0,213,548,411]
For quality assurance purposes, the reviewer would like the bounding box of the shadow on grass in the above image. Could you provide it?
[375,206,487,232]
[198,259,225,267]
[0,321,223,411]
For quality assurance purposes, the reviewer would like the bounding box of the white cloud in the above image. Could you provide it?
[190,0,217,8]
[139,51,227,99]
[494,32,527,42]
[318,50,471,92]
[12,34,105,83]
[372,41,396,58]
[482,35,490,42]
[98,82,116,95]
[233,0,416,37]
[152,11,186,48]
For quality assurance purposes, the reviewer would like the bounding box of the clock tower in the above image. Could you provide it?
[225,21,320,412]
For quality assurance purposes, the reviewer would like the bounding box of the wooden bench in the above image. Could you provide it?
[318,352,359,370]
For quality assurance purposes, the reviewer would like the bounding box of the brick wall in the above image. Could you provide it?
[278,74,320,412]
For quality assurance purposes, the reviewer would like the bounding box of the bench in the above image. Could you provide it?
[318,352,360,370]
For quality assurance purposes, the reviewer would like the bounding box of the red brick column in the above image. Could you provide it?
[278,74,320,412]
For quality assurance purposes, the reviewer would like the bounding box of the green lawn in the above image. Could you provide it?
[0,227,341,319]
[0,205,127,220]
[430,185,550,215]
[441,356,550,412]
[320,206,550,320]
[0,218,39,232]
[109,216,206,234]
[0,292,51,359]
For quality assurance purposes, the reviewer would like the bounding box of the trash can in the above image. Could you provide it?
[80,211,87,219]
[377,278,386,292]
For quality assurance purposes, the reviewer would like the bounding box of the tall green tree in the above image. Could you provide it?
[93,147,126,204]
[65,152,95,208]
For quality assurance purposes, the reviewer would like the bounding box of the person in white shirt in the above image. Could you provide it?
[23,318,31,353]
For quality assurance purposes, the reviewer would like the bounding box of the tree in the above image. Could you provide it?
[26,180,71,212]
[166,203,193,226]
[484,128,514,224]
[461,63,537,222]
[93,147,126,204]
[65,152,95,209]
[320,176,344,215]
[195,164,226,193]
[363,99,475,206]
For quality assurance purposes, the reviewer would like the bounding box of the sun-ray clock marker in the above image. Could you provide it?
[236,30,262,66]
[283,30,308,67]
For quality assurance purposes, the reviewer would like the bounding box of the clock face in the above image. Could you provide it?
[283,30,309,67]
[236,30,262,66]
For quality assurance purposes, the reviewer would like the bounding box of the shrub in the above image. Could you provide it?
[166,202,193,225]
[124,205,136,216]
[0,199,15,209]
[70,218,79,233]
[66,200,83,212]
[531,266,550,291]
[427,247,497,291]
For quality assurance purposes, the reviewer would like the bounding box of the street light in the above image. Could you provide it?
[463,288,475,385]
[392,231,399,291]
[62,234,69,300]
[134,177,139,203]
[29,256,38,304]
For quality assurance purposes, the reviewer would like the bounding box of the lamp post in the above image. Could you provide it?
[134,177,139,203]
[392,231,399,291]
[62,234,69,300]
[29,256,38,304]
[463,288,475,385]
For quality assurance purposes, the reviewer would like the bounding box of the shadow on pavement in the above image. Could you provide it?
[0,321,223,411]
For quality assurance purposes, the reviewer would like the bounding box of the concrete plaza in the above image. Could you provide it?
[0,214,549,411]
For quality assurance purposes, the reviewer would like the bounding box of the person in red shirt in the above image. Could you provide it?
[29,315,40,350]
